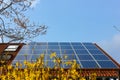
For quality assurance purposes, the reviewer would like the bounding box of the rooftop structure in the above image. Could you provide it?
[0,42,120,80]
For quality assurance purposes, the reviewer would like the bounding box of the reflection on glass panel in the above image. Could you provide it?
[60,42,70,45]
[71,42,82,46]
[75,50,89,54]
[33,49,46,54]
[61,46,72,49]
[61,50,74,55]
[62,55,78,60]
[48,46,59,49]
[36,42,47,45]
[14,55,31,60]
[48,42,58,45]
[97,61,117,68]
[28,42,36,45]
[78,55,93,60]
[18,49,33,54]
[35,45,47,49]
[22,45,34,49]
[88,50,103,55]
[72,46,85,50]
[81,61,99,68]
[63,60,79,68]
[93,55,109,60]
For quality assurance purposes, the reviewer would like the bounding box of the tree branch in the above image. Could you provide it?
[0,2,12,13]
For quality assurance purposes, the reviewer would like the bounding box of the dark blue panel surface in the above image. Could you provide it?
[35,45,47,49]
[78,55,93,60]
[48,42,58,45]
[47,50,60,54]
[31,55,41,60]
[82,43,94,46]
[75,50,89,54]
[48,45,59,49]
[14,55,31,60]
[33,49,46,54]
[63,60,79,68]
[61,46,72,49]
[85,45,98,50]
[72,45,85,50]
[60,42,70,45]
[62,55,77,60]
[93,55,109,60]
[61,50,74,55]
[88,50,103,54]
[81,61,99,68]
[97,61,117,68]
[71,42,82,46]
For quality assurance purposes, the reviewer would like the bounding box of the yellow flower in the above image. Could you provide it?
[63,55,68,59]
[15,62,19,67]
[50,52,56,59]
[40,53,44,58]
[64,61,72,66]
[53,59,56,63]
[23,60,27,65]
[80,77,86,80]
[8,65,12,70]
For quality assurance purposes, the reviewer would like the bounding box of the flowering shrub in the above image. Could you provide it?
[0,52,96,80]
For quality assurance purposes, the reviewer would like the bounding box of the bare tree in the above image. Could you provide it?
[0,0,47,43]
[113,26,120,32]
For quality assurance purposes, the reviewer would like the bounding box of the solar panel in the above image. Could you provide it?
[80,61,98,68]
[72,45,85,50]
[92,55,109,60]
[75,50,89,54]
[59,42,70,45]
[88,50,103,55]
[97,61,118,68]
[77,55,94,60]
[48,45,59,49]
[60,45,72,49]
[84,45,99,50]
[62,55,77,60]
[48,42,58,45]
[12,42,119,69]
[71,42,82,46]
[31,54,41,60]
[61,50,74,55]
[35,45,47,49]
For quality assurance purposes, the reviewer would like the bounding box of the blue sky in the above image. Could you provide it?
[27,0,120,63]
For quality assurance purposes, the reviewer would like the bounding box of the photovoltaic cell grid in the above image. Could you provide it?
[12,42,119,69]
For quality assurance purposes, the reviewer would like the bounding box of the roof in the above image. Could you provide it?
[10,42,120,69]
[0,42,120,77]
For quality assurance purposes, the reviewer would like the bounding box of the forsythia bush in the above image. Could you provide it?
[0,52,96,80]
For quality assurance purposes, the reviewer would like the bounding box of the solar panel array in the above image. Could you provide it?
[12,42,119,69]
